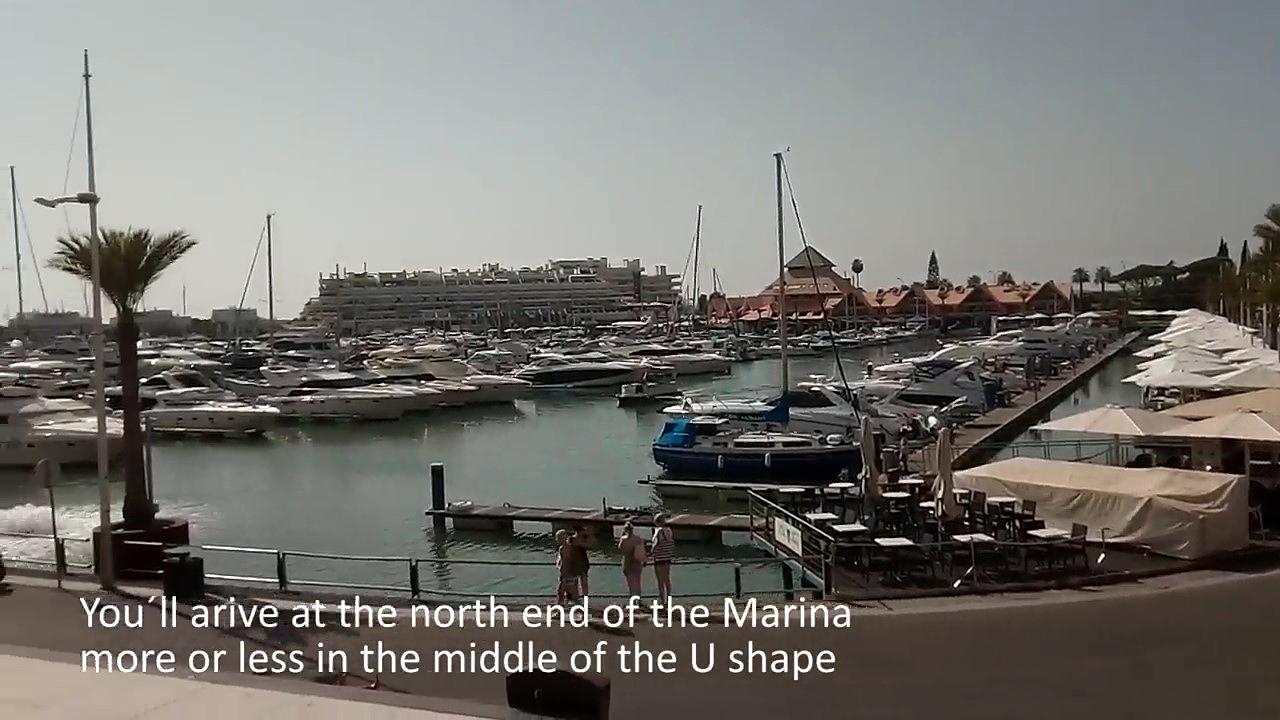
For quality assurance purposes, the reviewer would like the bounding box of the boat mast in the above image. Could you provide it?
[266,212,275,349]
[775,152,788,390]
[692,204,702,327]
[8,165,22,318]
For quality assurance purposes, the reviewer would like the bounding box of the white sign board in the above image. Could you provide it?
[774,517,803,557]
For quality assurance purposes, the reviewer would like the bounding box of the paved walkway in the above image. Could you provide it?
[3,565,1279,719]
[0,651,488,719]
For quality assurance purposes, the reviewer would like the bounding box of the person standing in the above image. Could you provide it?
[618,521,645,596]
[569,531,591,598]
[554,529,577,604]
[650,513,674,602]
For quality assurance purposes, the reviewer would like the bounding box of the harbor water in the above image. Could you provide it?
[0,339,1138,600]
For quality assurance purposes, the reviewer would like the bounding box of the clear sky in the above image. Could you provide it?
[1,1,1277,318]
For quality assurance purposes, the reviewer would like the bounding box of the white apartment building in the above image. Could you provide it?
[299,259,679,332]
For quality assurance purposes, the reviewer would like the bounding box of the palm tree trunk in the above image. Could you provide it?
[117,311,154,528]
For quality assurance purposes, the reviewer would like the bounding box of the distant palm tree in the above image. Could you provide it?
[995,270,1014,285]
[1070,267,1091,297]
[1094,266,1112,293]
[1251,204,1280,345]
[966,274,983,287]
[49,228,198,528]
[850,258,864,288]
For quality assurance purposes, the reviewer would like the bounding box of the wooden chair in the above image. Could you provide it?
[1016,499,1046,538]
[967,490,988,533]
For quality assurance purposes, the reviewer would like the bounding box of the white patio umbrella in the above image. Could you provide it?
[1031,404,1189,436]
[1158,410,1280,443]
[1133,343,1172,359]
[1211,364,1280,390]
[1135,351,1233,374]
[1224,347,1279,364]
[1163,388,1280,420]
[1128,369,1221,389]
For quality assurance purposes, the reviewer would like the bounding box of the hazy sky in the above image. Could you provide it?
[2,1,1277,318]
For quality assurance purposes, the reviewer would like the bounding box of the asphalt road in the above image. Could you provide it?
[2,569,1278,719]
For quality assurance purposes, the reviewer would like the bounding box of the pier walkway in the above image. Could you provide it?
[927,330,1141,471]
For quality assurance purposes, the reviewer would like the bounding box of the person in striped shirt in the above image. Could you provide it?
[650,513,674,602]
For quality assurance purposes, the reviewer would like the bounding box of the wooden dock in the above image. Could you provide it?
[423,502,761,544]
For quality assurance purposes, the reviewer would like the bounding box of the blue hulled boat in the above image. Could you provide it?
[651,415,861,484]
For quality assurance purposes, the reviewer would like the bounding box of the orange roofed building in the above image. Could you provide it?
[707,247,1071,329]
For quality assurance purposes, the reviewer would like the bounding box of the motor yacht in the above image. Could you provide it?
[616,344,732,377]
[0,387,124,467]
[262,386,417,421]
[513,354,646,388]
[144,400,281,436]
[663,379,864,436]
[869,358,995,413]
[416,360,532,404]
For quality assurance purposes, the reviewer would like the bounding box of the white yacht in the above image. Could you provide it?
[0,387,124,467]
[616,345,732,377]
[513,354,646,388]
[262,386,417,421]
[144,400,281,436]
[663,382,862,436]
[417,360,532,404]
[108,369,230,409]
[868,358,993,412]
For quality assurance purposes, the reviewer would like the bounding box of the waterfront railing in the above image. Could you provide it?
[0,530,813,601]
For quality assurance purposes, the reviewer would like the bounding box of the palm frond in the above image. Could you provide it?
[46,227,198,312]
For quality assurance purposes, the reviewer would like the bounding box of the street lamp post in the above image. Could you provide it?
[33,50,113,589]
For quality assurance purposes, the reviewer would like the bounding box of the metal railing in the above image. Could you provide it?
[0,531,808,602]
[746,491,836,596]
[0,530,94,576]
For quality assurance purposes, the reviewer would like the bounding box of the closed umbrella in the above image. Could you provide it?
[932,427,962,521]
[860,415,880,503]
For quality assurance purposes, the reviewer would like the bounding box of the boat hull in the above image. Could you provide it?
[651,445,861,484]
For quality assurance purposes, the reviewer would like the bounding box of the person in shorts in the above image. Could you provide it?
[650,513,674,602]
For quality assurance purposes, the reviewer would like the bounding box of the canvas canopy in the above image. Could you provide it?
[954,457,1248,560]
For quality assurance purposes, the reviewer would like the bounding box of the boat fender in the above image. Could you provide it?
[717,455,725,470]
[764,452,772,468]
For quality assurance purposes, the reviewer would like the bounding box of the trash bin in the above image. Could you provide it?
[507,669,610,719]
[162,552,204,601]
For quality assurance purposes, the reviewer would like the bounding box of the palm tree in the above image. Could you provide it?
[850,258,863,288]
[49,228,198,528]
[966,274,983,287]
[1094,266,1112,294]
[995,270,1014,285]
[1251,204,1280,346]
[1070,267,1091,297]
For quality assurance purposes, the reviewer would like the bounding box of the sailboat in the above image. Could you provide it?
[650,155,862,484]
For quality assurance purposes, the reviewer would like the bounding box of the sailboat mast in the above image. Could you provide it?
[266,212,275,347]
[775,152,788,390]
[8,165,22,317]
[692,204,702,323]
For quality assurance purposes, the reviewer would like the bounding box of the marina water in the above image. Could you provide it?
[0,340,1138,600]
